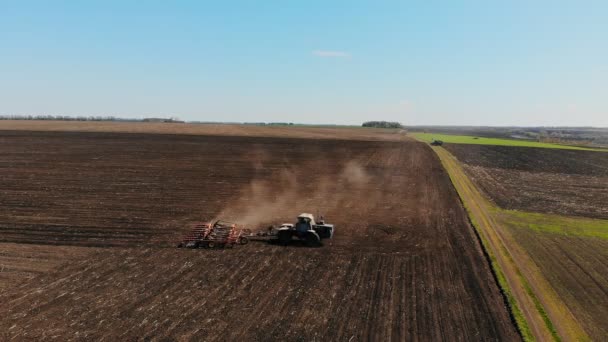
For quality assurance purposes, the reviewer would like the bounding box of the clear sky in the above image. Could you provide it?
[1,1,606,126]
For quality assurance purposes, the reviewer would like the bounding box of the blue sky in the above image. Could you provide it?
[1,1,606,126]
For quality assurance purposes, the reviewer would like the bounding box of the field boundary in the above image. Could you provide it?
[411,132,606,151]
[430,145,590,341]
[444,170,531,340]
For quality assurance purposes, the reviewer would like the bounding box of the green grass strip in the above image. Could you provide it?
[496,210,608,240]
[466,208,536,341]
[410,132,605,151]
[519,273,561,342]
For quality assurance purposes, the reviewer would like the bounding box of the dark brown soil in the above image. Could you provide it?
[0,130,518,341]
[445,144,608,219]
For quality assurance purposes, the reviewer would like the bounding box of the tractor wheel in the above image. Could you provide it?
[193,241,201,249]
[305,232,321,247]
[239,237,249,245]
[207,241,216,249]
[277,230,292,246]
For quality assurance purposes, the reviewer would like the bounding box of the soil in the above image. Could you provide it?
[505,221,608,341]
[0,243,92,291]
[0,130,518,341]
[444,144,608,219]
[0,120,408,142]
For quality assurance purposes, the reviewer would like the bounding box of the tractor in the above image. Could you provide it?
[276,213,334,247]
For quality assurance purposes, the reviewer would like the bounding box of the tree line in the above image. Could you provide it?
[362,121,403,128]
[0,115,141,122]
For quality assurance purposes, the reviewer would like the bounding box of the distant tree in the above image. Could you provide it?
[362,121,403,129]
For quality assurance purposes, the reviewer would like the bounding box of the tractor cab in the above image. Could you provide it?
[295,213,315,236]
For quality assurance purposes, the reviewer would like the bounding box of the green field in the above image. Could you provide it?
[494,209,608,240]
[411,132,604,151]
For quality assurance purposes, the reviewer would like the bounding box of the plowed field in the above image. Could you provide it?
[0,130,518,341]
[444,144,608,219]
[502,216,608,340]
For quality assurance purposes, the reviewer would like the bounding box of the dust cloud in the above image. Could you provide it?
[214,159,373,229]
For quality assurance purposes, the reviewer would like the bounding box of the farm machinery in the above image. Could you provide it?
[177,213,334,248]
[177,220,249,248]
[274,213,334,246]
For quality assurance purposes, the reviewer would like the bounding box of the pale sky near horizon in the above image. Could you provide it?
[1,1,607,126]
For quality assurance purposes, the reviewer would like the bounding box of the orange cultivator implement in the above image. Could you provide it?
[177,220,249,248]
